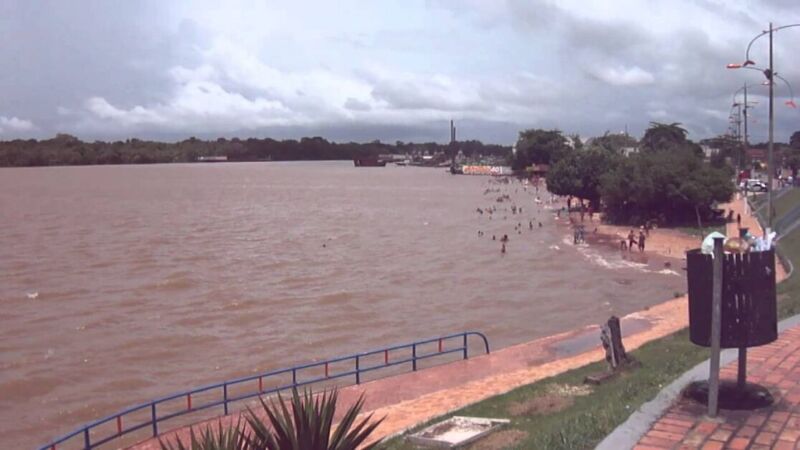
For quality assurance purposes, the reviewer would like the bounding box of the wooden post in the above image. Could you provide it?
[608,316,628,364]
[600,316,628,369]
[708,237,724,417]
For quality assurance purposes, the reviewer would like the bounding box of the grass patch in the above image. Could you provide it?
[750,188,800,221]
[775,189,800,221]
[778,226,800,319]
[380,330,708,450]
[380,194,800,450]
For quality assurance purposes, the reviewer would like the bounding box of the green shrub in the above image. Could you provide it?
[159,420,248,450]
[159,388,384,450]
[246,388,384,450]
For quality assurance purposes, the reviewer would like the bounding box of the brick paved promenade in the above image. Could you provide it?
[636,325,800,450]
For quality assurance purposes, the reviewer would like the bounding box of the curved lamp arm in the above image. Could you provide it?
[744,24,800,66]
[730,65,796,108]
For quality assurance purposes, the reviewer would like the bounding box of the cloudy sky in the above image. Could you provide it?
[1,0,799,144]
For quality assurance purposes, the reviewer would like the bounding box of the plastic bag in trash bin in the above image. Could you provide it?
[701,231,727,256]
[753,231,777,251]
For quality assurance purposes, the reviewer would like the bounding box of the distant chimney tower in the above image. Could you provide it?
[450,120,456,144]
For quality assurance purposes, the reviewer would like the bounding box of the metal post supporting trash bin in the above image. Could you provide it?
[708,237,723,417]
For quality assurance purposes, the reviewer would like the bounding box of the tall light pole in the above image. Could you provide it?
[732,83,752,149]
[743,84,748,151]
[768,22,774,228]
[727,22,800,228]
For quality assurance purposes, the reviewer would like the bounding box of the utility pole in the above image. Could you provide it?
[768,22,775,229]
[736,103,742,142]
[743,83,749,173]
[743,84,749,149]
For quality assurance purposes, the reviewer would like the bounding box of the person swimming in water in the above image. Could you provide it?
[627,229,637,252]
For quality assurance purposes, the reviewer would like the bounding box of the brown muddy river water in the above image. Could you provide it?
[0,161,684,448]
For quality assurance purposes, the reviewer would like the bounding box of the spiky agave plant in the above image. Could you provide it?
[245,388,385,450]
[159,420,249,450]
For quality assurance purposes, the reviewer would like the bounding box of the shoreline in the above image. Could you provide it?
[131,221,702,450]
[556,210,701,262]
[128,195,713,450]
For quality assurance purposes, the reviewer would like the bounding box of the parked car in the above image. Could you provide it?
[739,179,768,192]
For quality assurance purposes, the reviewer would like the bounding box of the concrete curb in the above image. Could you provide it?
[595,313,800,450]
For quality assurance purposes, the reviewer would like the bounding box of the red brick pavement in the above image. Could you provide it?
[636,325,800,450]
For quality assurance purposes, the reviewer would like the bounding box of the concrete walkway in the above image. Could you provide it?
[133,297,690,449]
[634,324,800,450]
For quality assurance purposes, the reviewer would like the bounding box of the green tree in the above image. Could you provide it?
[698,135,743,172]
[547,146,620,209]
[790,130,800,149]
[511,129,572,171]
[600,146,734,225]
[567,133,583,151]
[591,132,638,154]
[784,147,800,177]
[640,122,688,152]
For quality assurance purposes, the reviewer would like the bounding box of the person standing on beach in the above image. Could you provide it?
[627,229,636,252]
[638,229,646,252]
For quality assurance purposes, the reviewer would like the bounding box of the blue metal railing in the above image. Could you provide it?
[38,331,489,450]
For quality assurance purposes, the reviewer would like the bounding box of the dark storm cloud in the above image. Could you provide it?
[1,0,799,144]
[0,0,200,133]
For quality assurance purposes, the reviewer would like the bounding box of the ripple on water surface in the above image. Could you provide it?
[0,162,685,449]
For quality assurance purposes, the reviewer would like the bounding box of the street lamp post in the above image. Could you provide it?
[727,22,800,229]
[743,84,748,151]
[768,22,774,228]
[729,76,795,184]
[732,83,762,172]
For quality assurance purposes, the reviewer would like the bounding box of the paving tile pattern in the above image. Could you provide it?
[636,326,800,450]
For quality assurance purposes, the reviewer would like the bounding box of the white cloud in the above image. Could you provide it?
[0,116,35,133]
[647,109,669,119]
[7,0,791,142]
[78,36,576,134]
[701,108,730,120]
[83,79,295,133]
[589,65,655,86]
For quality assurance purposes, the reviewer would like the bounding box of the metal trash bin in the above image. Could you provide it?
[686,248,777,348]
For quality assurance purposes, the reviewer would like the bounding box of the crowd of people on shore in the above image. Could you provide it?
[474,177,657,257]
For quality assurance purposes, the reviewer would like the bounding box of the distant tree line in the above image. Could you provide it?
[513,123,738,226]
[0,134,511,167]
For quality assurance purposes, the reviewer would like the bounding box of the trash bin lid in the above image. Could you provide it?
[701,231,726,255]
